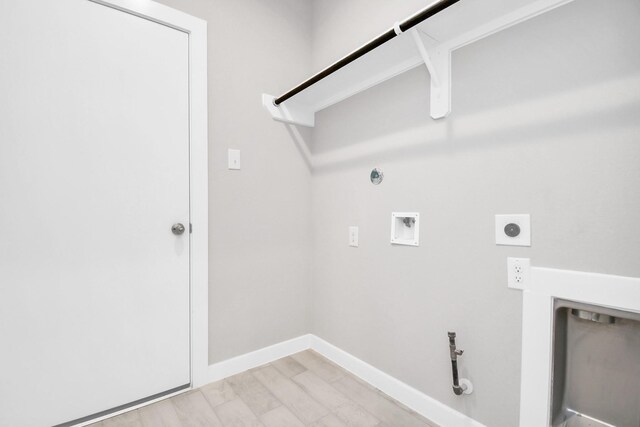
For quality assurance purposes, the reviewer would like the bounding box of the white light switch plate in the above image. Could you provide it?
[495,214,530,246]
[349,226,359,247]
[228,149,241,170]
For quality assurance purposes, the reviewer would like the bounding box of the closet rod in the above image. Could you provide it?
[273,0,461,106]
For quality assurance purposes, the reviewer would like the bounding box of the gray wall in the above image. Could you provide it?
[152,0,639,425]
[154,0,314,364]
[309,0,640,426]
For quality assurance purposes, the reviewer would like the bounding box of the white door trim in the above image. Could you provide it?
[88,0,209,388]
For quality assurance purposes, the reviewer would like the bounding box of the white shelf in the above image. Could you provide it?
[263,0,575,127]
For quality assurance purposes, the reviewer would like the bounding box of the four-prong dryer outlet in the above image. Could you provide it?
[495,214,530,246]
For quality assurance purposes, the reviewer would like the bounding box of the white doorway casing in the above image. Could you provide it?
[516,266,640,426]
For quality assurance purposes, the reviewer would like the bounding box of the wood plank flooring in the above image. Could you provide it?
[89,350,437,427]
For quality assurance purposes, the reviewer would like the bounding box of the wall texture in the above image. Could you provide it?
[154,0,314,364]
[309,0,640,426]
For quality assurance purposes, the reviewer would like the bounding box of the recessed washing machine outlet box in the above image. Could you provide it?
[391,212,419,246]
[496,214,531,246]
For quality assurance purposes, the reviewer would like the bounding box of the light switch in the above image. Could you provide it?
[228,149,241,170]
[349,226,359,247]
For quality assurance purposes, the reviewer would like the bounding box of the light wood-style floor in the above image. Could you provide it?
[89,350,437,427]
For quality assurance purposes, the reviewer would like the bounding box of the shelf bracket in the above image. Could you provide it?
[262,94,315,127]
[410,29,451,119]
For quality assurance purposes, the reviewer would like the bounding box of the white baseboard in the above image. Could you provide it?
[207,334,312,382]
[207,334,484,427]
[309,336,485,427]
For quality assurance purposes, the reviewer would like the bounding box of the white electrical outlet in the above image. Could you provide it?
[507,257,530,289]
[349,226,359,247]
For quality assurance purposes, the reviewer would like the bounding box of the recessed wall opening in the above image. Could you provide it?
[551,300,640,427]
[390,212,420,246]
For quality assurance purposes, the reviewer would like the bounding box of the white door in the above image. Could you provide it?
[0,1,191,426]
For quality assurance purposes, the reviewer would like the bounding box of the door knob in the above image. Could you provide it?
[171,223,186,235]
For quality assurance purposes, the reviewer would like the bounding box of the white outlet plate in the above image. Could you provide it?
[495,214,531,246]
[349,226,359,247]
[507,257,531,289]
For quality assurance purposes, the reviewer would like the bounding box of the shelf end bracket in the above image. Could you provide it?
[410,29,451,119]
[262,94,315,127]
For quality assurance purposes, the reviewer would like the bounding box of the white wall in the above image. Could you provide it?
[309,0,640,426]
[154,0,314,364]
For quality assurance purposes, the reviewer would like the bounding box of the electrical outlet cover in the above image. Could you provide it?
[507,257,531,289]
[495,214,531,246]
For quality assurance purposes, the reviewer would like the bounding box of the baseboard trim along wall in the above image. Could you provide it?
[207,334,485,427]
[309,336,486,427]
[207,335,313,382]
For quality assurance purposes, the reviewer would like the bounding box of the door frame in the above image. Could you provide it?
[88,0,209,389]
